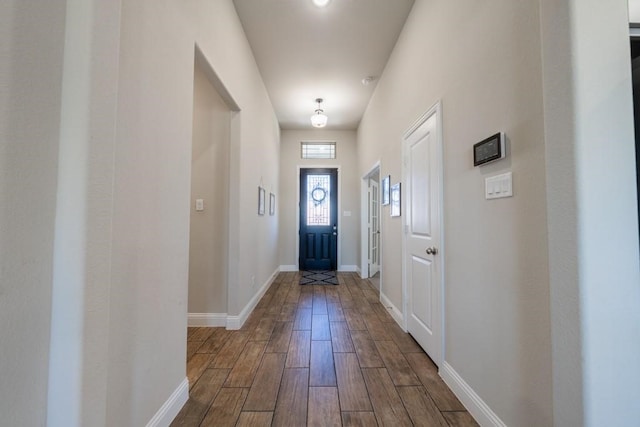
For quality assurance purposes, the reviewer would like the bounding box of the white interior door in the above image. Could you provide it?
[403,107,442,365]
[369,179,380,276]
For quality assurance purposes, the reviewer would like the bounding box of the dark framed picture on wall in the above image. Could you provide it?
[381,175,390,206]
[390,182,401,217]
[258,186,266,215]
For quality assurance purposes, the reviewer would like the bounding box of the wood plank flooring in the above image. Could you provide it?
[172,272,478,427]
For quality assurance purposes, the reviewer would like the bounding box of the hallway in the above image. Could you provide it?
[173,272,477,426]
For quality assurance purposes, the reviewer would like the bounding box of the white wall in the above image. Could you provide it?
[630,0,640,22]
[541,0,640,425]
[0,1,66,425]
[47,1,122,424]
[358,1,552,425]
[104,0,280,424]
[0,0,280,425]
[178,2,281,318]
[279,130,360,270]
[188,64,230,315]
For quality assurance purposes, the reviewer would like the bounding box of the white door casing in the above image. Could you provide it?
[369,179,380,276]
[360,162,381,279]
[403,103,443,366]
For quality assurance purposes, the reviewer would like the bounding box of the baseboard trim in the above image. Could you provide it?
[380,292,404,328]
[188,313,227,327]
[146,377,189,427]
[227,267,279,330]
[441,362,506,427]
[338,265,358,272]
[279,265,298,272]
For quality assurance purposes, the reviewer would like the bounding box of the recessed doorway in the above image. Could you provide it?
[187,46,240,328]
[299,168,338,271]
[188,59,231,324]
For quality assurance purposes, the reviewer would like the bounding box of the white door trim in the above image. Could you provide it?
[360,161,381,279]
[401,101,445,366]
[369,179,380,277]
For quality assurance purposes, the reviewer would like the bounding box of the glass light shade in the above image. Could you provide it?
[311,112,328,128]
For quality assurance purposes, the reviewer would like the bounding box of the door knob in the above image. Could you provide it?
[425,247,438,255]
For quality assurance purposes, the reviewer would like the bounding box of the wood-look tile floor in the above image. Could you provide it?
[172,272,479,427]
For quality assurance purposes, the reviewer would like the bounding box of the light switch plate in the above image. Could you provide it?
[195,199,204,211]
[485,172,513,200]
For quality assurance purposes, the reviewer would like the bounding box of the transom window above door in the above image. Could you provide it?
[301,141,336,159]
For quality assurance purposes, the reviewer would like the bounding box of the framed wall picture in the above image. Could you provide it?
[390,182,401,217]
[258,186,266,215]
[381,175,390,206]
[269,193,275,216]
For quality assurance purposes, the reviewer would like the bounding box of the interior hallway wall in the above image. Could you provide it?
[188,63,230,315]
[106,0,280,424]
[3,0,279,424]
[357,1,552,425]
[541,0,640,425]
[279,129,360,270]
[0,1,67,425]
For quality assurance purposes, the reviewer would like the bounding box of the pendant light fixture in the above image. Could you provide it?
[310,98,328,128]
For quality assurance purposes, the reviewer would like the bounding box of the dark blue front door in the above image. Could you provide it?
[299,168,338,270]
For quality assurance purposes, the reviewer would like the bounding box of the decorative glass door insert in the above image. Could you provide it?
[306,174,331,226]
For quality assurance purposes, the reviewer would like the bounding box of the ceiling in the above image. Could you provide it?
[233,0,415,130]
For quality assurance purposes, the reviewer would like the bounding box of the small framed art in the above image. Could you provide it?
[258,187,266,215]
[269,193,276,216]
[390,182,401,217]
[381,175,390,206]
